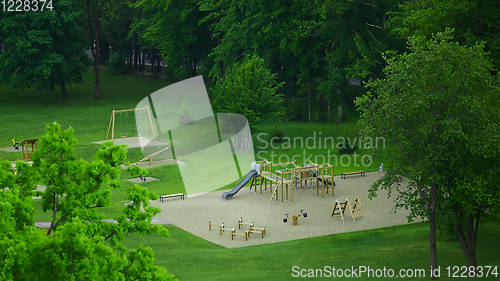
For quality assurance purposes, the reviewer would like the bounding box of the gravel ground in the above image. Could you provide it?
[125,177,159,183]
[151,171,416,248]
[120,159,184,170]
[92,137,169,149]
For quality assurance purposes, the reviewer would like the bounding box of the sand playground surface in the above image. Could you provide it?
[92,137,169,149]
[151,171,416,248]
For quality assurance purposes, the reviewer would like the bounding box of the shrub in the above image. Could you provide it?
[269,124,286,143]
[337,131,358,154]
[108,52,128,75]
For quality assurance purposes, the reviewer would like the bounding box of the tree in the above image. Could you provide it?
[318,0,405,121]
[83,0,116,100]
[213,54,284,129]
[0,0,88,101]
[133,0,213,80]
[199,0,406,122]
[388,0,500,71]
[356,30,500,273]
[0,122,175,280]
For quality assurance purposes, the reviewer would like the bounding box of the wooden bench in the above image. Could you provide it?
[341,171,365,179]
[159,193,184,202]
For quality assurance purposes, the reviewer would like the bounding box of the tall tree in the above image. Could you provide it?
[0,0,88,101]
[318,0,404,121]
[389,0,500,70]
[83,0,115,100]
[200,0,404,122]
[134,0,213,80]
[213,54,284,131]
[0,122,175,280]
[356,30,500,272]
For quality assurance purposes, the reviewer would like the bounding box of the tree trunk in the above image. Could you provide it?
[455,216,479,268]
[337,106,343,122]
[317,94,324,119]
[327,96,332,120]
[94,27,101,100]
[49,77,55,90]
[87,0,101,100]
[192,55,197,77]
[308,92,311,123]
[430,183,438,280]
[134,46,138,70]
[142,50,145,71]
[157,54,161,77]
[60,81,67,101]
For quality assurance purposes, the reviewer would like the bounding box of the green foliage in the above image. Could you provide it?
[269,123,285,143]
[213,54,284,130]
[109,52,129,75]
[337,131,359,155]
[388,0,500,70]
[356,29,500,266]
[198,0,405,123]
[0,0,88,100]
[133,0,213,80]
[0,122,175,280]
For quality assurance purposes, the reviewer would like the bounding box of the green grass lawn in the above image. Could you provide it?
[122,222,500,281]
[1,69,498,280]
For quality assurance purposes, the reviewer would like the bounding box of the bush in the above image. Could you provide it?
[269,124,285,142]
[108,52,128,75]
[337,131,358,154]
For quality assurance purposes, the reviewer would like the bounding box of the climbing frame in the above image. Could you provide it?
[348,197,365,222]
[331,198,348,223]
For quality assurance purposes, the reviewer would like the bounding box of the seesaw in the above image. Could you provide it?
[133,147,170,166]
[283,210,308,226]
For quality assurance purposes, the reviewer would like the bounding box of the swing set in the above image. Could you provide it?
[106,106,156,141]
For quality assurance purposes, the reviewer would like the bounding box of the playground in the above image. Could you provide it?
[152,171,416,248]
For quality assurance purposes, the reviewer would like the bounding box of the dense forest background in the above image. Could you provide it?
[1,0,499,121]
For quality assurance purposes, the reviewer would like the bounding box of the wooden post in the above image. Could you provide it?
[280,171,284,204]
[107,111,114,141]
[111,110,116,141]
[331,198,348,223]
[146,106,156,140]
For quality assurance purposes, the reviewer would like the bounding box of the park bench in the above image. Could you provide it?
[341,171,365,179]
[159,193,185,202]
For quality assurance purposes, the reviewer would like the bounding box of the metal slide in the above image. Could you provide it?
[222,170,258,199]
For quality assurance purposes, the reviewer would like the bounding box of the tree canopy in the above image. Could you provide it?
[356,29,500,270]
[0,0,88,101]
[213,54,284,130]
[0,122,175,280]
